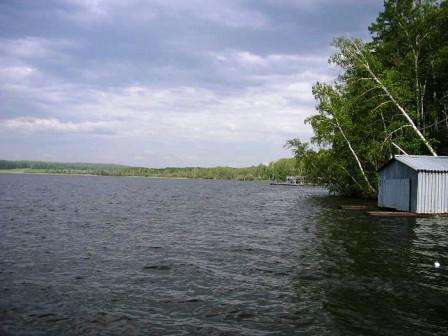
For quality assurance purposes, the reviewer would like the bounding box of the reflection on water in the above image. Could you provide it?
[0,174,447,335]
[294,197,448,336]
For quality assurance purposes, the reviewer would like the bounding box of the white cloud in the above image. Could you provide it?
[213,50,328,68]
[0,50,329,143]
[265,0,378,10]
[0,0,382,166]
[235,51,266,65]
[63,0,267,28]
[1,77,317,141]
[0,41,327,165]
[1,117,116,134]
[0,37,77,59]
[0,66,36,79]
[239,52,328,67]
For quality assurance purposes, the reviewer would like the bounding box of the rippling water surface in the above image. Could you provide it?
[1,173,448,335]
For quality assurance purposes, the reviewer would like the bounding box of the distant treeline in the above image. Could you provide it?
[0,158,301,182]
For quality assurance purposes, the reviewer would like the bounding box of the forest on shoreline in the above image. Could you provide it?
[0,159,300,182]
[287,0,448,197]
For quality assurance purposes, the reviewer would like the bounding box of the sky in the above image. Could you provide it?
[0,0,384,168]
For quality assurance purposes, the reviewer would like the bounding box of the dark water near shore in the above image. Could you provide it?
[1,174,448,335]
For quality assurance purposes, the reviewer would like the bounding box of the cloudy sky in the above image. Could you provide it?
[0,0,383,167]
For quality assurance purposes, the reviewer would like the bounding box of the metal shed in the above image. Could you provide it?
[378,155,448,214]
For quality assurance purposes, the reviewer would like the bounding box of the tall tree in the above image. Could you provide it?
[289,0,447,196]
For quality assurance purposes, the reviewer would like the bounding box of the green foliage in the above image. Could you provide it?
[267,158,302,182]
[0,159,299,182]
[0,160,127,175]
[288,0,448,197]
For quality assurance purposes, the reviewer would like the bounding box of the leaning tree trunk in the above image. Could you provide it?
[334,118,376,194]
[349,40,438,156]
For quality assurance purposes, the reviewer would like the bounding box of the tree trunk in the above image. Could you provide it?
[334,118,376,194]
[392,142,409,155]
[349,41,438,156]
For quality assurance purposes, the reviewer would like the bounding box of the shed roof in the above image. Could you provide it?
[379,155,448,172]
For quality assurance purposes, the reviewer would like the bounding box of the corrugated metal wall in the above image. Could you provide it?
[379,178,410,211]
[378,161,418,212]
[417,172,448,213]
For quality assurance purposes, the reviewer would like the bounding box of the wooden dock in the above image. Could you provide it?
[338,203,448,217]
[367,211,448,218]
[367,211,421,217]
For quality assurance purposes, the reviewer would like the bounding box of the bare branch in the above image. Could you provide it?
[371,100,393,114]
[392,142,409,155]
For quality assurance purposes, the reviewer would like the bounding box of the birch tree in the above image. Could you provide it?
[287,0,447,196]
[308,83,376,194]
[333,37,438,156]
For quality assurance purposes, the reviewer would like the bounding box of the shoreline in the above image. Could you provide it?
[0,170,327,186]
[0,170,273,182]
[0,170,196,180]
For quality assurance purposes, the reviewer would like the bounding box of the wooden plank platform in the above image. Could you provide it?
[367,211,448,218]
[338,202,448,217]
[367,211,420,217]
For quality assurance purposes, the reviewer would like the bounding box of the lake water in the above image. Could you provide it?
[0,174,447,335]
